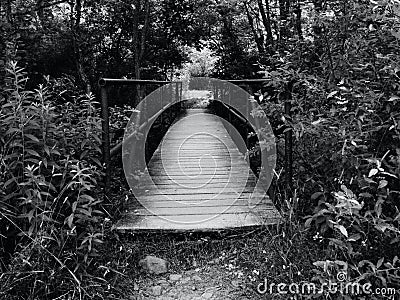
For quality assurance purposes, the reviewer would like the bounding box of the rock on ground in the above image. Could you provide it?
[169,274,183,281]
[150,285,162,296]
[139,255,168,275]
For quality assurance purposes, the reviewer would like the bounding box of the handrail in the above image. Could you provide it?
[212,79,293,192]
[100,78,183,193]
[227,79,267,83]
[98,78,172,87]
[109,101,176,157]
[219,101,248,125]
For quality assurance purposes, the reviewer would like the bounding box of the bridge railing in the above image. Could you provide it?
[98,78,183,191]
[212,79,293,192]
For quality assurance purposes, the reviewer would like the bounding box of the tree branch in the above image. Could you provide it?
[244,0,265,53]
[12,0,69,16]
[257,0,273,44]
[139,0,150,63]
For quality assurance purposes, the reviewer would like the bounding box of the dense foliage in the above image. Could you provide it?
[254,0,400,295]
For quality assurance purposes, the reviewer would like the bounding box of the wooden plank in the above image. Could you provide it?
[142,177,256,184]
[149,165,251,170]
[148,172,253,178]
[137,186,258,195]
[117,212,280,231]
[145,175,253,180]
[152,152,243,157]
[130,190,269,202]
[129,198,274,208]
[131,204,272,216]
[154,149,239,154]
[133,191,267,201]
[152,160,250,165]
[147,178,251,183]
[139,181,256,189]
[149,164,251,170]
[159,139,235,143]
[156,147,238,151]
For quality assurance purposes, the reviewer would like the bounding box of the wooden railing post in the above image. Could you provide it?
[284,100,293,192]
[175,82,180,109]
[245,88,249,148]
[100,85,111,194]
[227,84,232,136]
[179,82,182,102]
[161,84,165,125]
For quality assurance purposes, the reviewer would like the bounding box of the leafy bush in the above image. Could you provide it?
[0,62,104,298]
[307,183,400,299]
[253,1,400,296]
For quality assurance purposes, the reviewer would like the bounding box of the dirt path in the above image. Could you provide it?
[130,262,254,299]
[98,225,317,300]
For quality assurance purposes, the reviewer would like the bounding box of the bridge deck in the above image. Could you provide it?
[116,108,280,231]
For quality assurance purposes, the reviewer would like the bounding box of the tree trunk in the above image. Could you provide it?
[257,0,273,47]
[132,0,150,104]
[5,0,12,24]
[138,0,150,103]
[71,0,91,94]
[295,0,302,40]
[132,0,140,80]
[278,0,290,42]
[36,0,44,25]
[244,1,265,54]
[133,0,150,79]
[139,0,150,69]
[313,0,323,59]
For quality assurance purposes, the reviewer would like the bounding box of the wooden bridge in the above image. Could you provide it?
[99,78,290,231]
